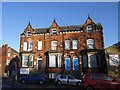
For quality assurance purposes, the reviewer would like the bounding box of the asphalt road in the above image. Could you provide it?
[2,77,82,90]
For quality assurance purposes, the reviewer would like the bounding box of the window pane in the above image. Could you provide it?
[49,55,56,67]
[88,54,97,68]
[8,52,10,57]
[28,42,33,51]
[58,56,61,67]
[65,40,70,50]
[73,57,79,70]
[27,31,31,37]
[86,25,93,33]
[22,55,29,67]
[52,28,57,35]
[72,40,78,49]
[23,42,27,51]
[29,55,33,67]
[38,41,42,50]
[65,57,71,70]
[87,39,94,49]
[51,41,57,50]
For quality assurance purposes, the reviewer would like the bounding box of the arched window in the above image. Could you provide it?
[65,56,71,70]
[73,56,79,70]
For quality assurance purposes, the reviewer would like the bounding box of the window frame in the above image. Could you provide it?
[86,25,93,33]
[65,40,70,50]
[52,28,57,35]
[87,39,94,49]
[51,41,57,50]
[65,56,71,70]
[38,41,42,50]
[73,56,79,70]
[27,31,31,37]
[72,40,78,49]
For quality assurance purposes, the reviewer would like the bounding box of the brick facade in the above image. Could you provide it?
[0,44,19,76]
[19,16,104,78]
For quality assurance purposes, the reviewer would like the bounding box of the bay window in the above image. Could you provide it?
[49,55,56,67]
[22,55,29,67]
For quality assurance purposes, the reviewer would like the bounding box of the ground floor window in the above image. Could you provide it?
[22,55,34,67]
[73,56,79,70]
[65,56,71,70]
[88,53,97,68]
[49,55,56,67]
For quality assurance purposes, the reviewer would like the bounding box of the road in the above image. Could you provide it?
[2,77,82,90]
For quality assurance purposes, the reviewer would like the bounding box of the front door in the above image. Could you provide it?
[38,57,42,72]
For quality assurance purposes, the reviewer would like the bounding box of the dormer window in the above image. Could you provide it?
[27,31,31,37]
[52,28,57,35]
[86,25,93,33]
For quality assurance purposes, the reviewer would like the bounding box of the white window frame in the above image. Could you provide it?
[51,41,57,50]
[87,39,94,49]
[23,42,27,51]
[58,55,61,67]
[52,28,57,35]
[49,55,56,67]
[29,55,34,67]
[27,31,31,37]
[8,52,10,57]
[65,40,70,50]
[22,55,29,67]
[28,42,33,51]
[72,40,78,49]
[38,41,42,50]
[86,25,93,33]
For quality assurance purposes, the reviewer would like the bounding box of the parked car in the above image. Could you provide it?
[18,73,47,84]
[55,74,82,86]
[82,73,120,90]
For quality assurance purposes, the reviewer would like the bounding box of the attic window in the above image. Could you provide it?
[52,28,57,35]
[27,31,31,37]
[86,25,93,33]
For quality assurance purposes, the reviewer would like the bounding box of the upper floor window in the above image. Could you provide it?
[52,28,57,35]
[51,41,57,50]
[27,31,31,37]
[86,25,93,33]
[38,41,42,50]
[65,40,70,50]
[23,42,33,51]
[87,39,94,49]
[8,52,10,57]
[72,40,78,49]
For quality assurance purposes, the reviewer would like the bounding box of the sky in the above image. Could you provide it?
[1,2,119,52]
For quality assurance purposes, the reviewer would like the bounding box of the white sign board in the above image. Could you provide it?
[20,68,29,74]
[109,54,120,66]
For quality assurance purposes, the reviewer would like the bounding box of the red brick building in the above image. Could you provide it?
[0,44,19,77]
[19,16,104,78]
